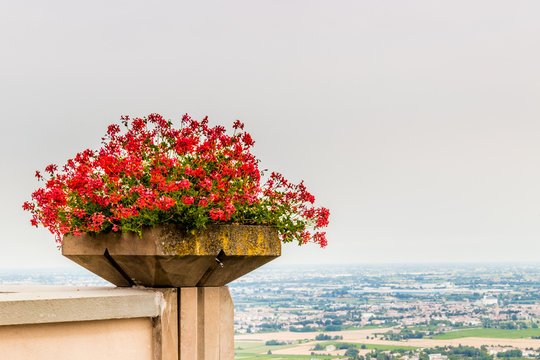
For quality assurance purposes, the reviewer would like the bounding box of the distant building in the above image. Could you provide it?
[362,312,375,319]
[428,354,448,360]
[482,296,498,306]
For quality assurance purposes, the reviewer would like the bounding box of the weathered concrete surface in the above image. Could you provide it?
[181,287,233,360]
[0,318,154,360]
[198,287,220,359]
[219,287,235,359]
[153,288,179,360]
[1,285,235,360]
[0,286,178,360]
[0,285,162,325]
[179,287,198,359]
[63,224,281,287]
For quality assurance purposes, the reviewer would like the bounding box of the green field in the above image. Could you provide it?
[343,324,396,330]
[235,341,294,354]
[317,341,418,351]
[236,355,345,360]
[234,335,420,359]
[356,343,419,351]
[433,328,540,339]
[234,341,345,360]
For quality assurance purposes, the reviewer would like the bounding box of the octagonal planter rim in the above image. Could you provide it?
[62,224,281,288]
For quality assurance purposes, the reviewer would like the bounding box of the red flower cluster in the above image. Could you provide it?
[24,114,329,247]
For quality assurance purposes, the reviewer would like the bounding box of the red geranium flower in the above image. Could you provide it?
[23,114,330,247]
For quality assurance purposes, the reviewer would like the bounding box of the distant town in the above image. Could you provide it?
[230,263,540,359]
[230,263,540,334]
[2,263,540,360]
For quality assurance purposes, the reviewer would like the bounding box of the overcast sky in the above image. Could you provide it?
[1,0,539,268]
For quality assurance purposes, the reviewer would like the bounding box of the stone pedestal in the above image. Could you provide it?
[178,287,233,360]
[60,225,280,360]
[0,285,234,360]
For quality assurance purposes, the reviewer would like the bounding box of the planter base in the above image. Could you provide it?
[62,225,280,287]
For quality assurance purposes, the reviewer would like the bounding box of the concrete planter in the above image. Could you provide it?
[62,224,281,287]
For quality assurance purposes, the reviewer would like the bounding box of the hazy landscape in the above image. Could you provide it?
[2,263,540,359]
[230,264,540,359]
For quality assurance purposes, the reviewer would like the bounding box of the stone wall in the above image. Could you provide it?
[0,285,233,360]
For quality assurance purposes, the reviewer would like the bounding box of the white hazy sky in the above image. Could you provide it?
[1,0,539,268]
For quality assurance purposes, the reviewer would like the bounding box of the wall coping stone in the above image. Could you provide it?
[0,285,164,326]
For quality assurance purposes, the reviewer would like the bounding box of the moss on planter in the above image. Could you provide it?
[62,224,281,287]
[159,224,280,256]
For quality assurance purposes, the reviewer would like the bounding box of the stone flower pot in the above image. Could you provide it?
[62,224,281,287]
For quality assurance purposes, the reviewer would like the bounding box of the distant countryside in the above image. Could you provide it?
[1,264,539,359]
[229,264,540,359]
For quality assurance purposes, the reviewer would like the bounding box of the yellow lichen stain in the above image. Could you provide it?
[163,238,191,255]
[195,238,200,255]
[256,232,270,253]
[218,229,230,254]
[239,229,264,256]
[162,225,279,256]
